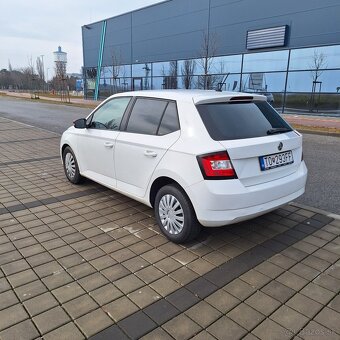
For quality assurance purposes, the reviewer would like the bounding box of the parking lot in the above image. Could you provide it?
[1,116,340,339]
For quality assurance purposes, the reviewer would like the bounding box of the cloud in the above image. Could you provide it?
[0,0,164,73]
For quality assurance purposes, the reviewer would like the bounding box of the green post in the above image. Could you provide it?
[94,20,107,100]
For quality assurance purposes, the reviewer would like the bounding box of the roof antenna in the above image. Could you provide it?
[216,73,230,92]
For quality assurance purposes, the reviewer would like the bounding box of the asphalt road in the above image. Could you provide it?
[0,96,91,134]
[0,96,339,215]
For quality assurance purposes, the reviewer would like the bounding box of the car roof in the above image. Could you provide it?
[112,89,266,104]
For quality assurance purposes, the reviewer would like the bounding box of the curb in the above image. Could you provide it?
[290,201,340,221]
[297,129,340,138]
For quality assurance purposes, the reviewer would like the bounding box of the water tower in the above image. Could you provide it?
[54,46,67,79]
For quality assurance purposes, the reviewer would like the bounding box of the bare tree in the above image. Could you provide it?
[162,61,178,89]
[309,50,327,111]
[36,57,45,82]
[181,59,196,89]
[309,49,327,82]
[197,31,219,90]
[109,49,122,93]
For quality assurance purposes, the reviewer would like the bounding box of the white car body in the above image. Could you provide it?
[61,90,307,230]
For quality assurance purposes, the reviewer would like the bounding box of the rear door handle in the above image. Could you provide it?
[144,150,157,158]
[104,142,114,148]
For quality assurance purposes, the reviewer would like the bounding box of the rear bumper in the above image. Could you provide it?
[187,161,307,227]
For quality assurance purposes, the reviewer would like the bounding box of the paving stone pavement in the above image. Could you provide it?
[0,116,339,340]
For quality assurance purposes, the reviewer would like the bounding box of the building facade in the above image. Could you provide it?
[82,0,340,114]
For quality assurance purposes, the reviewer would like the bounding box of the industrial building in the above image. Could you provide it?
[82,0,340,114]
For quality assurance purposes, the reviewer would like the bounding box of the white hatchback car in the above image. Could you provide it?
[61,90,307,243]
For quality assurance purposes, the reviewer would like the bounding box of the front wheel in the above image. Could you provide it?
[154,185,201,243]
[62,146,83,184]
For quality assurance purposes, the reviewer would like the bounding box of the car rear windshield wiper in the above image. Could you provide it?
[267,127,292,135]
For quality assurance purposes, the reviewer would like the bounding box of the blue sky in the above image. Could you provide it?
[0,0,165,76]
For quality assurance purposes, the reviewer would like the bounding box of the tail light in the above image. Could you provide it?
[197,151,237,179]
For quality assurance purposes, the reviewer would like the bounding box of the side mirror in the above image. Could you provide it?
[73,118,87,129]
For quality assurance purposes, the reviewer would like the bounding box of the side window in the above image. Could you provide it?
[126,98,168,135]
[89,97,131,130]
[158,102,180,135]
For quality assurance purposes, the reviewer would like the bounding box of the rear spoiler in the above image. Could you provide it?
[194,94,266,105]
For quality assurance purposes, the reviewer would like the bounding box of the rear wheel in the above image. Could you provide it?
[154,185,201,243]
[62,146,83,184]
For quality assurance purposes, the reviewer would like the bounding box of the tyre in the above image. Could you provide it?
[154,184,201,243]
[62,146,83,184]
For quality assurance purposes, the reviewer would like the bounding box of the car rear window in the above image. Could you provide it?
[196,101,292,141]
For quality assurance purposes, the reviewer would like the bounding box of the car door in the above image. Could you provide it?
[115,98,180,197]
[76,96,132,188]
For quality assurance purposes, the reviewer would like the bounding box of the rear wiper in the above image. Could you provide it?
[267,127,292,135]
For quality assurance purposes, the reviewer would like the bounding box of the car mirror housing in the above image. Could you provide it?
[73,118,87,129]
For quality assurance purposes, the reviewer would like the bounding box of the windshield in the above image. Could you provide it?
[196,101,292,141]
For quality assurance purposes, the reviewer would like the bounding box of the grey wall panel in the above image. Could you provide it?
[83,0,340,68]
[131,0,209,63]
[210,0,340,54]
[102,14,132,66]
[82,22,103,68]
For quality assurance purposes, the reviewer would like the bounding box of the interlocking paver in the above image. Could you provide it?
[1,118,340,339]
[224,278,256,300]
[240,269,272,289]
[115,274,145,294]
[7,268,38,288]
[245,291,281,316]
[75,308,113,338]
[299,320,338,340]
[270,305,309,333]
[43,322,85,340]
[135,265,165,284]
[15,279,47,301]
[23,291,59,317]
[0,303,28,331]
[328,294,340,312]
[300,282,335,304]
[63,294,98,319]
[163,314,201,340]
[52,282,86,304]
[149,275,181,297]
[103,296,139,322]
[207,316,247,340]
[0,289,19,310]
[314,307,340,335]
[228,303,266,331]
[185,300,221,328]
[141,327,174,340]
[33,306,70,334]
[118,311,157,339]
[276,270,309,291]
[128,285,161,308]
[252,318,292,340]
[286,293,323,318]
[0,319,39,340]
[205,289,240,313]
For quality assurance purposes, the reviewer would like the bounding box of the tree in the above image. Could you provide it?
[161,61,178,89]
[109,49,122,93]
[181,59,196,89]
[310,49,327,83]
[197,31,219,90]
[309,50,327,111]
[36,57,45,82]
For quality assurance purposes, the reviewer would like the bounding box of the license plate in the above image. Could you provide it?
[259,150,294,171]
